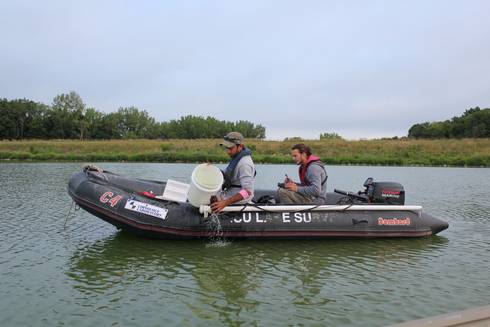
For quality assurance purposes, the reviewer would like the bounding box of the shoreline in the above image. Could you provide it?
[1,159,487,168]
[1,138,489,167]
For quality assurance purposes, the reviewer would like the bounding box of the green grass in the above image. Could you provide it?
[1,138,489,167]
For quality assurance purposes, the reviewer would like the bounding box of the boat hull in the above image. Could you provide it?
[67,170,449,239]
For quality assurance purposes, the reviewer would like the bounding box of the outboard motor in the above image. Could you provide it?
[365,179,405,205]
[334,177,406,205]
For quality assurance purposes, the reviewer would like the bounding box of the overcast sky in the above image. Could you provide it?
[1,0,490,139]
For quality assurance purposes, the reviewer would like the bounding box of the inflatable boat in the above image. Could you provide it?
[67,166,448,239]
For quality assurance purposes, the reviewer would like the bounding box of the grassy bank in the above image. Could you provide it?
[0,138,489,167]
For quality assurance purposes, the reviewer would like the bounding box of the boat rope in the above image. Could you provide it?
[63,201,75,227]
[83,164,111,184]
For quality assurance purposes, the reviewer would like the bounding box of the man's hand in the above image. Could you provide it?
[210,191,248,213]
[211,200,228,213]
[285,182,298,192]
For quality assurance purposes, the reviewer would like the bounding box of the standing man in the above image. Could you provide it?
[276,143,327,204]
[211,132,256,213]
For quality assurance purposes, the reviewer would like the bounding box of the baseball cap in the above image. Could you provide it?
[220,132,244,148]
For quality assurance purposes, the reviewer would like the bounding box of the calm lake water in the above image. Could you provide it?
[1,162,489,326]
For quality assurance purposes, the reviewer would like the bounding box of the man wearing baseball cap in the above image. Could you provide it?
[211,132,256,213]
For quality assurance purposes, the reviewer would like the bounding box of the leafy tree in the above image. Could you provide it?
[100,112,122,139]
[408,107,490,138]
[0,98,46,139]
[0,94,267,140]
[47,91,86,139]
[157,115,265,139]
[84,107,105,139]
[114,107,156,138]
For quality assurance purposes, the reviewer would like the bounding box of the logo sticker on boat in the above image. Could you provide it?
[377,217,411,226]
[124,199,168,220]
[381,189,401,198]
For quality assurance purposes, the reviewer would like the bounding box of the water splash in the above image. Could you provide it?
[205,213,231,247]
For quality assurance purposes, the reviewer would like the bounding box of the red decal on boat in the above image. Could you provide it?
[99,192,114,203]
[382,190,400,195]
[99,192,122,207]
[377,217,411,226]
[109,195,123,207]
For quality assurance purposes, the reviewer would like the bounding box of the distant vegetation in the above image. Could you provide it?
[319,132,343,140]
[1,92,489,166]
[1,138,489,167]
[3,92,489,142]
[408,107,490,138]
[0,92,266,140]
[284,133,343,142]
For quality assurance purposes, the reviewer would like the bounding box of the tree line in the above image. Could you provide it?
[0,92,266,140]
[408,107,490,139]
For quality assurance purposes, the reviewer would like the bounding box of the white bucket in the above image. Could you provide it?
[187,164,223,207]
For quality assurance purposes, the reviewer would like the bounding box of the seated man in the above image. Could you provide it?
[276,143,327,204]
[211,132,256,213]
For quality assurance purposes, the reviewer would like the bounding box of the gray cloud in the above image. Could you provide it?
[1,0,490,139]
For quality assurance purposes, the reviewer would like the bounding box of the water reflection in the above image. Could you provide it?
[3,163,489,326]
[67,234,448,325]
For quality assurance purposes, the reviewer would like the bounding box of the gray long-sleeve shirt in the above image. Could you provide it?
[221,155,255,203]
[297,163,327,203]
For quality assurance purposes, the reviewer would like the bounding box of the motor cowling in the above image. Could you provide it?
[367,182,405,205]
